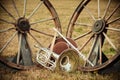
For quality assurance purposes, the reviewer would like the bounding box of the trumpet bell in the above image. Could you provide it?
[56,49,79,72]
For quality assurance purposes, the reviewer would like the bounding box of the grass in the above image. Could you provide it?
[0,67,120,80]
[0,0,120,80]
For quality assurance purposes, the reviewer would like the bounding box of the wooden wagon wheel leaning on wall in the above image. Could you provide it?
[0,0,62,70]
[66,0,120,73]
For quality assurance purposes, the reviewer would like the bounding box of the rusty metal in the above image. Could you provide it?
[53,42,69,54]
[55,38,78,48]
[52,38,78,54]
[0,0,61,70]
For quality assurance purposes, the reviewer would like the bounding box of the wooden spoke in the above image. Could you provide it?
[0,31,17,54]
[27,1,43,19]
[30,17,56,25]
[74,31,92,41]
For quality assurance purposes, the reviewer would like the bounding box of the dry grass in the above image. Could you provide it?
[0,0,120,80]
[0,67,120,80]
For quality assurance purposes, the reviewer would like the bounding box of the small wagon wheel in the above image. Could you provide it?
[66,0,120,72]
[0,0,61,70]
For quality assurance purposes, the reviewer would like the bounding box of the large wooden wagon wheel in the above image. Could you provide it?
[67,0,120,72]
[0,0,61,70]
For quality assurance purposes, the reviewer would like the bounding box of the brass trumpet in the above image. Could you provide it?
[36,47,79,72]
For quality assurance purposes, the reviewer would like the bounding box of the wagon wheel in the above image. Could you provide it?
[67,0,120,72]
[0,0,61,70]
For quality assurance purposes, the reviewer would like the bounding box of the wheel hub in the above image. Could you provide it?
[16,17,30,33]
[92,20,106,34]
